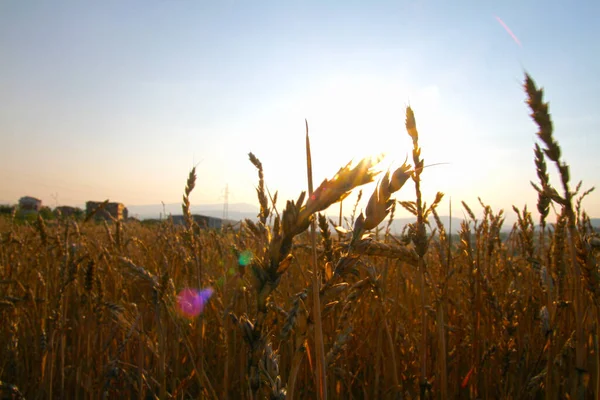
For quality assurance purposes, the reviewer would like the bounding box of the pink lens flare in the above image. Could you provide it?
[495,16,522,47]
[177,287,214,318]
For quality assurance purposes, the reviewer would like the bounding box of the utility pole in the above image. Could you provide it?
[222,184,229,220]
[51,192,59,207]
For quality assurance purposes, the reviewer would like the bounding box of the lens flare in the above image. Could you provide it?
[177,287,214,318]
[238,250,253,266]
[495,16,522,47]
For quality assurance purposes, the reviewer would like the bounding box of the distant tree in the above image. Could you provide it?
[39,206,55,220]
[73,207,85,220]
[54,206,85,220]
[141,218,162,226]
[15,209,36,222]
[0,204,15,215]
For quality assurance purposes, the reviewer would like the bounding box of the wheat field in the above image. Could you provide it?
[1,74,599,399]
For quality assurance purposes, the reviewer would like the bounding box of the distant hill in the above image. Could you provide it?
[129,203,471,234]
[127,202,259,221]
[129,202,600,234]
[387,217,466,235]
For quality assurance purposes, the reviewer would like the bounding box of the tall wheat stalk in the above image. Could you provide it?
[305,120,328,400]
[525,74,588,398]
[402,106,444,398]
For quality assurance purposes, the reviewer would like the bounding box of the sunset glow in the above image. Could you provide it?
[1,1,598,221]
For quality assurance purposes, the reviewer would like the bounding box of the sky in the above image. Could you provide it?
[1,0,599,223]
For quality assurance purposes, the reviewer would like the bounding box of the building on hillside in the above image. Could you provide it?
[194,214,222,229]
[19,196,42,212]
[85,201,127,221]
[170,214,223,230]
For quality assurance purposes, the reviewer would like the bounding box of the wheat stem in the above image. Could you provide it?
[306,119,328,400]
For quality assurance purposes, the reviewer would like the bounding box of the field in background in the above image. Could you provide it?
[1,75,599,399]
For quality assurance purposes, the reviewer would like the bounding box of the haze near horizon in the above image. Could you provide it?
[1,1,599,221]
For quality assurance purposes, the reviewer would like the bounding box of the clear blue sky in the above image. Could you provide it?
[1,1,598,221]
